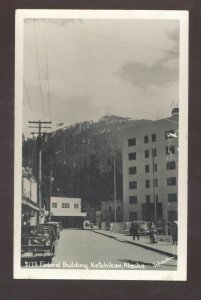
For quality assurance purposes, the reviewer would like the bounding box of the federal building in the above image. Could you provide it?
[122,110,178,223]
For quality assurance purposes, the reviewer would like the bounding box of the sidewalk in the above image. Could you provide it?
[93,230,177,259]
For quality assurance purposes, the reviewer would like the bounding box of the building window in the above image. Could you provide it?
[167,161,176,170]
[52,202,57,208]
[128,152,136,160]
[168,210,178,222]
[145,180,150,188]
[62,203,65,208]
[129,166,137,175]
[167,177,177,186]
[165,130,176,139]
[129,196,137,204]
[145,150,149,158]
[128,138,136,146]
[168,193,177,202]
[153,163,157,172]
[117,205,121,212]
[166,145,176,155]
[152,148,157,157]
[144,135,149,143]
[152,134,156,142]
[129,181,137,189]
[146,195,151,204]
[145,165,149,173]
[109,206,112,212]
[153,179,158,187]
[64,203,70,208]
[74,203,79,208]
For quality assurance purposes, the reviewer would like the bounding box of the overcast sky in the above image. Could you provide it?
[23,18,179,135]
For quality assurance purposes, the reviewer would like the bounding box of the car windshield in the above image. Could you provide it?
[23,227,51,237]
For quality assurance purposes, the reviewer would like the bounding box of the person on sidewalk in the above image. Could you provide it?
[149,224,157,244]
[131,220,140,240]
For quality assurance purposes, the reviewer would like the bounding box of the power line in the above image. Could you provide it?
[44,19,52,120]
[33,19,45,116]
[64,28,177,65]
[23,79,33,112]
[74,27,179,56]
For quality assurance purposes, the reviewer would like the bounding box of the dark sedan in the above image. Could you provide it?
[21,225,56,265]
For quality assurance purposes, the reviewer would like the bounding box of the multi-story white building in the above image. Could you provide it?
[50,197,86,228]
[122,114,178,223]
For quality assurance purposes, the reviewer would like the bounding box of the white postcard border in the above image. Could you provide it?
[14,9,189,280]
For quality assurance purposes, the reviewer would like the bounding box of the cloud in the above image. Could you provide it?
[23,18,180,132]
[166,28,179,51]
[115,57,179,90]
[114,24,179,91]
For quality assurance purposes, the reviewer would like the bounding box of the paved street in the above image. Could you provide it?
[52,229,177,270]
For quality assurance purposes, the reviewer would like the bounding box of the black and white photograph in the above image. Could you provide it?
[14,10,188,280]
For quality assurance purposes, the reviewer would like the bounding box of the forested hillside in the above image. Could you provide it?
[23,114,152,211]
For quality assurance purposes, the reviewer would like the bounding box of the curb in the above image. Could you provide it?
[93,230,177,260]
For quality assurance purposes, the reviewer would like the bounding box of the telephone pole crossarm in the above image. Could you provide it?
[29,121,52,124]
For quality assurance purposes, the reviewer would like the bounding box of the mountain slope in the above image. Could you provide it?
[49,115,152,209]
[23,114,152,211]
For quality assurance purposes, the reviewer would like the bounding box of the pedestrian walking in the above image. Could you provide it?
[130,220,140,240]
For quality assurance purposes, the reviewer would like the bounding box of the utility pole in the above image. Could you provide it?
[29,121,51,224]
[49,158,53,221]
[114,150,117,226]
[152,152,157,222]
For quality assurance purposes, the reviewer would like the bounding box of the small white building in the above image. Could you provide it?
[50,197,86,228]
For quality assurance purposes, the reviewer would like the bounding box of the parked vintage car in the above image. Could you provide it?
[21,225,56,264]
[39,224,57,241]
[129,221,150,236]
[155,222,165,235]
[58,222,63,231]
[46,222,61,239]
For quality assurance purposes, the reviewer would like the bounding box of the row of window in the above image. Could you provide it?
[129,161,176,175]
[52,202,79,209]
[129,209,177,222]
[128,130,177,147]
[128,134,156,146]
[129,193,177,204]
[129,177,177,189]
[128,146,176,161]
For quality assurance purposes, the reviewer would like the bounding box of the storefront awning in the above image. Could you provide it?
[22,197,45,212]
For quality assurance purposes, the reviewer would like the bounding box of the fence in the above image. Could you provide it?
[100,221,174,236]
[101,222,130,234]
